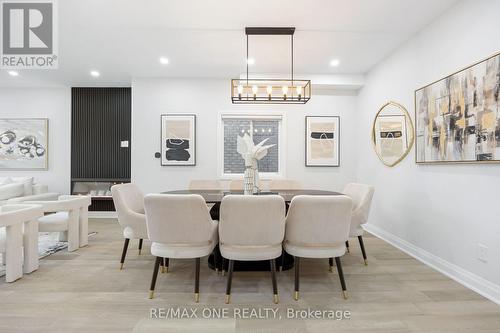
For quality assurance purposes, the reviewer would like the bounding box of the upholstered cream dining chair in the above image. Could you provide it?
[343,183,375,265]
[219,195,286,304]
[144,194,219,302]
[284,195,353,300]
[111,183,149,270]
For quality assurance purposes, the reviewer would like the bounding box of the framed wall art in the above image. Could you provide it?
[415,52,500,163]
[160,114,196,166]
[305,116,340,167]
[0,118,49,170]
[372,101,414,167]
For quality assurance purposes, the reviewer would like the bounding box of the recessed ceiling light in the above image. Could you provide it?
[8,70,19,77]
[329,59,340,67]
[159,57,169,65]
[246,58,255,66]
[90,70,100,77]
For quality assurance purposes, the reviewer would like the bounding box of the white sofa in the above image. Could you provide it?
[0,177,59,206]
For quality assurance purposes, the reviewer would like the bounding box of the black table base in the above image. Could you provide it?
[208,203,294,271]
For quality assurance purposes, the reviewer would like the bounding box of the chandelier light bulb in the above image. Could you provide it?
[296,86,302,100]
[267,86,273,100]
[282,85,288,100]
[237,85,243,100]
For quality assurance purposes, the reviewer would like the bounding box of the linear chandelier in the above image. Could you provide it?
[231,27,311,104]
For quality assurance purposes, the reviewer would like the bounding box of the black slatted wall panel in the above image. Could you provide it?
[71,88,131,180]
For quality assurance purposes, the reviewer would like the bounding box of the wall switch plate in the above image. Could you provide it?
[477,244,488,263]
[120,140,129,148]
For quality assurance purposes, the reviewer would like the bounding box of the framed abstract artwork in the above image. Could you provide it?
[160,114,196,166]
[305,116,340,167]
[415,52,500,163]
[0,118,49,170]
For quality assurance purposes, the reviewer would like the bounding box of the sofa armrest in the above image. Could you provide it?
[7,192,60,203]
[32,184,48,195]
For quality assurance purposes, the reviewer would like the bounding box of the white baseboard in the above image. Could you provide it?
[89,211,117,219]
[363,223,500,305]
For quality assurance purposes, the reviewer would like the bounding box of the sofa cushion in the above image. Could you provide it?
[0,177,12,186]
[0,183,25,200]
[11,177,34,196]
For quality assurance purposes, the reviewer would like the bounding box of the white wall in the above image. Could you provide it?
[0,88,71,194]
[357,0,500,300]
[132,78,358,194]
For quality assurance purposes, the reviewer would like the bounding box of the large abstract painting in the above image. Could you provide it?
[161,114,196,166]
[305,116,340,166]
[415,53,500,163]
[0,118,48,170]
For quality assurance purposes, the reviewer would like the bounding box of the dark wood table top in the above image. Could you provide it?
[162,189,343,203]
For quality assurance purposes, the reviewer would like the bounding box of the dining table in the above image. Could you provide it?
[163,189,343,272]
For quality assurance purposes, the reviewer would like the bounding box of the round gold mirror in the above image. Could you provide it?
[372,101,414,167]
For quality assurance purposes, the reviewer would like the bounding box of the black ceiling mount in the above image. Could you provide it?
[245,27,295,36]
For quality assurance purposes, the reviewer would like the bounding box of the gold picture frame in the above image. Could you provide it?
[372,101,414,167]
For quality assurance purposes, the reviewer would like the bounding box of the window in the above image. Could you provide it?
[219,113,284,178]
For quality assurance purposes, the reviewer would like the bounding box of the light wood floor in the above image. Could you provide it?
[1,219,499,333]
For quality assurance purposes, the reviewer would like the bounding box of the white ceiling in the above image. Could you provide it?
[0,0,458,87]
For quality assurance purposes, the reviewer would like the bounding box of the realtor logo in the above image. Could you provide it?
[1,0,58,69]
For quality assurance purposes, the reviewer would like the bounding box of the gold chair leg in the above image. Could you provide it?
[225,294,231,304]
[273,294,279,304]
[194,293,200,303]
[294,291,299,301]
[149,290,154,299]
[364,259,368,266]
[342,290,348,300]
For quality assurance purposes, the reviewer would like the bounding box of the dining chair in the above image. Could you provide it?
[284,195,352,300]
[219,195,286,304]
[144,194,219,302]
[188,180,222,190]
[0,204,43,282]
[269,179,303,191]
[343,183,375,265]
[111,183,150,270]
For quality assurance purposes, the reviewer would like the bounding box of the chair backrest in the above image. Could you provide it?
[219,195,285,247]
[229,179,244,191]
[269,179,303,191]
[144,194,214,245]
[342,183,375,227]
[285,195,352,246]
[189,180,222,190]
[111,183,145,226]
[0,204,43,227]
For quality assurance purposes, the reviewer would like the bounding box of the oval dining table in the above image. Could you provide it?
[163,189,343,272]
